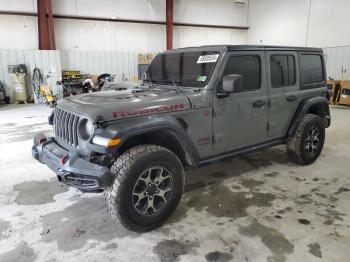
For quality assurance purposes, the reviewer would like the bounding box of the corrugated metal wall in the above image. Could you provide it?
[0,49,140,102]
[60,50,138,82]
[323,46,350,80]
[0,50,61,102]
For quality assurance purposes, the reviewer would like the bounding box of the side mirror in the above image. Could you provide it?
[222,74,242,93]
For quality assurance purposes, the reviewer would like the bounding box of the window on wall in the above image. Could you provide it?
[270,55,296,87]
[223,55,261,92]
[300,54,324,85]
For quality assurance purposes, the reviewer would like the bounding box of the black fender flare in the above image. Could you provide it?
[90,115,200,168]
[288,96,330,137]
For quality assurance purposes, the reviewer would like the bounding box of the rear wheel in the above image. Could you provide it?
[287,114,325,165]
[105,145,184,232]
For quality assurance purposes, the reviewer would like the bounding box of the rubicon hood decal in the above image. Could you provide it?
[112,104,185,118]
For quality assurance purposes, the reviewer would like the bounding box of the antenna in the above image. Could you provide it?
[171,80,180,94]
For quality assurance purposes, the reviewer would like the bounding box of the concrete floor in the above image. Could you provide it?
[0,104,349,262]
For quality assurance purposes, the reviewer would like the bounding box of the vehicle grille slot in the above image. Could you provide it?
[54,107,80,148]
[72,116,79,147]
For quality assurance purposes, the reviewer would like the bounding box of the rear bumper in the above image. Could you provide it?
[32,133,113,192]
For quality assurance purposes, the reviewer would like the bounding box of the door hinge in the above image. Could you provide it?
[267,122,270,131]
[268,99,271,108]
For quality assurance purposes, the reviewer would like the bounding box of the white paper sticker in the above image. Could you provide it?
[15,84,23,93]
[197,54,219,64]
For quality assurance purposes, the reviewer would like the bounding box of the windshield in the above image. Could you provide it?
[147,51,220,88]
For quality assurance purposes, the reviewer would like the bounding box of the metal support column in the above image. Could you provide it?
[37,0,55,50]
[166,0,173,50]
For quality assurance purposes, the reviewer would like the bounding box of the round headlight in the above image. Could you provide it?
[78,119,94,140]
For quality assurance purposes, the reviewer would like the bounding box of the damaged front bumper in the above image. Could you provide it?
[32,133,113,192]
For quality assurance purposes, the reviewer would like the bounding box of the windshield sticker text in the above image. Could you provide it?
[197,54,219,64]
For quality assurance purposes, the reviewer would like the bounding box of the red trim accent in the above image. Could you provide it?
[60,155,68,165]
[38,137,47,144]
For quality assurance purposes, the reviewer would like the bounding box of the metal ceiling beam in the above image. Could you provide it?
[0,11,249,30]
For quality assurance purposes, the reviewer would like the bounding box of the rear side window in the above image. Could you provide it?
[270,55,296,87]
[300,54,324,86]
[223,55,261,92]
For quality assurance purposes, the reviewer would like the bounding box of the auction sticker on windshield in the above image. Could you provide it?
[197,54,219,64]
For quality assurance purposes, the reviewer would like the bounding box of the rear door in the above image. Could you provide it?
[266,51,301,138]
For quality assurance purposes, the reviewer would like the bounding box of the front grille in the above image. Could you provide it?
[54,107,80,148]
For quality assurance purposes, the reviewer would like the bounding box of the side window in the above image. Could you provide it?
[300,54,324,87]
[270,55,296,87]
[223,55,261,92]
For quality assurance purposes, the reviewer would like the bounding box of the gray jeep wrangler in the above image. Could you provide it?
[32,45,331,232]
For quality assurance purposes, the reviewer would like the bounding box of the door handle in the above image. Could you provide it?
[253,100,267,108]
[286,95,297,102]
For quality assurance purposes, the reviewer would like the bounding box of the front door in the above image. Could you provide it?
[266,51,301,138]
[212,52,268,151]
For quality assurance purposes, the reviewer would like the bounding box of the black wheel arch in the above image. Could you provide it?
[288,96,330,137]
[93,115,200,169]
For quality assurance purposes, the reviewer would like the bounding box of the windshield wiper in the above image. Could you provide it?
[158,79,182,93]
[141,72,156,89]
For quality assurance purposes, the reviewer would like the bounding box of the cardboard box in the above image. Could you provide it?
[339,81,350,106]
[138,53,154,65]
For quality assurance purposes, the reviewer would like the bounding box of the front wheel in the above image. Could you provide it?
[287,114,325,165]
[105,145,184,232]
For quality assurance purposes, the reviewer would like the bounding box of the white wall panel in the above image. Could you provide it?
[248,0,350,48]
[248,0,309,46]
[55,19,166,52]
[174,27,247,49]
[0,49,61,102]
[324,46,350,80]
[0,15,38,50]
[52,0,165,21]
[175,0,248,26]
[0,0,36,12]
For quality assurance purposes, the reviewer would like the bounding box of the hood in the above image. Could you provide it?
[57,88,192,122]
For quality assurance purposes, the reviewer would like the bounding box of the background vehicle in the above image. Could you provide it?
[32,68,57,108]
[98,73,116,89]
[32,45,331,232]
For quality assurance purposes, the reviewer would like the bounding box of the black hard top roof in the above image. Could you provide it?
[165,45,322,53]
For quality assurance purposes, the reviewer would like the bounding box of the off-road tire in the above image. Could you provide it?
[104,145,184,232]
[287,114,325,165]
